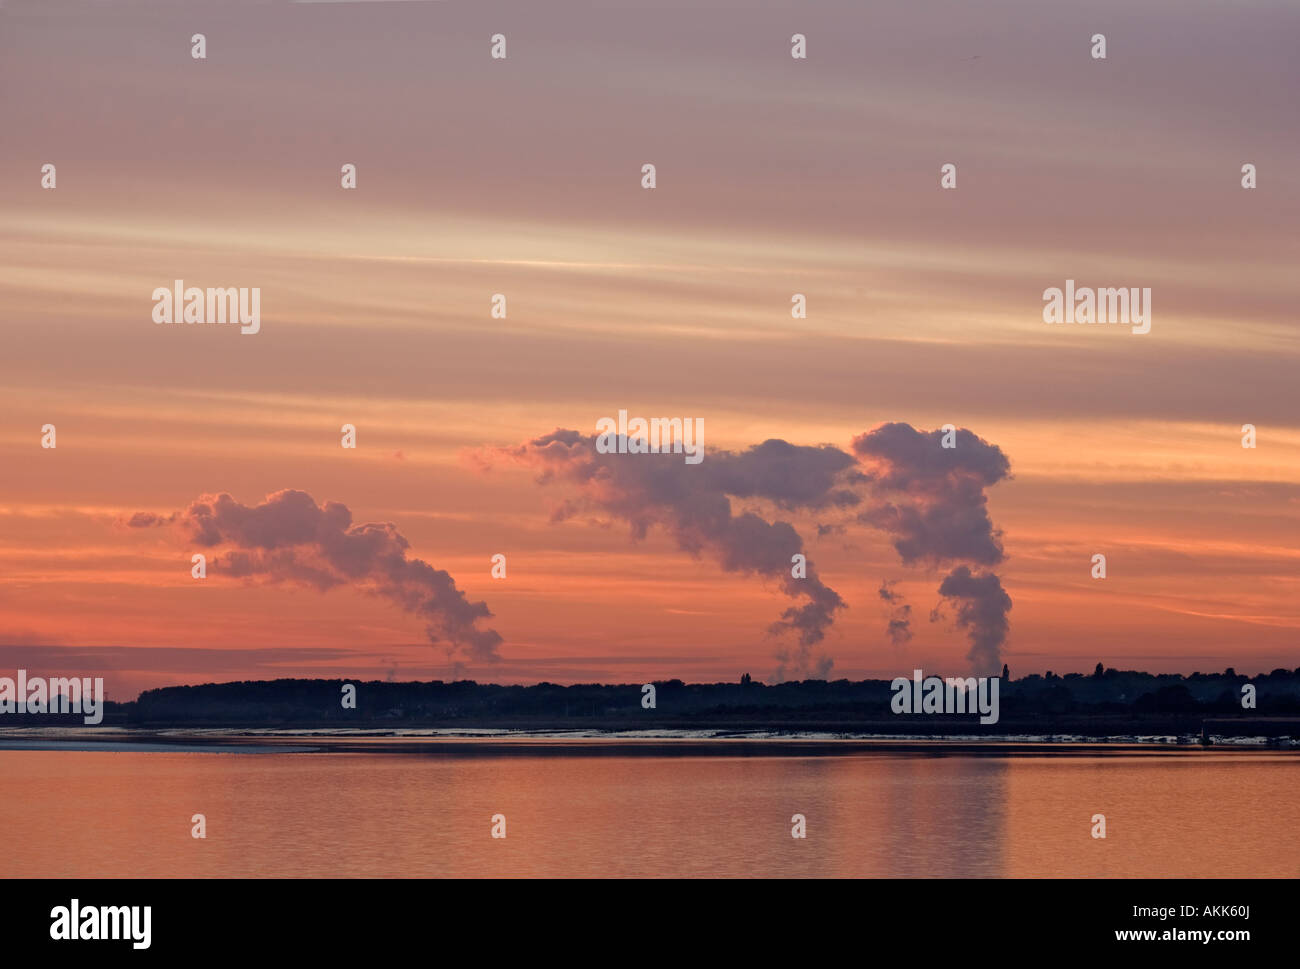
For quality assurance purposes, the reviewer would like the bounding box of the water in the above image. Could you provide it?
[3,744,1297,877]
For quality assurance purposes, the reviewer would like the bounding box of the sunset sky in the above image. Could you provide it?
[2,0,1298,698]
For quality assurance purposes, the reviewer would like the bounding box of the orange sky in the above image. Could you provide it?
[1,0,1298,698]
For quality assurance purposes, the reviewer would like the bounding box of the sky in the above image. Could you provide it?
[1,0,1298,699]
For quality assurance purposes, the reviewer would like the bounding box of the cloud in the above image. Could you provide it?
[878,580,913,646]
[481,422,1013,676]
[480,430,852,679]
[129,490,502,661]
[851,423,1012,671]
[851,422,1010,566]
[123,511,173,528]
[932,566,1012,677]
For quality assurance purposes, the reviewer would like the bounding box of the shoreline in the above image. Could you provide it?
[2,727,1298,756]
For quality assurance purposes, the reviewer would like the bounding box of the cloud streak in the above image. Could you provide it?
[932,567,1013,676]
[480,431,856,680]
[853,423,1013,673]
[128,490,502,662]
[878,580,913,646]
[481,421,1014,677]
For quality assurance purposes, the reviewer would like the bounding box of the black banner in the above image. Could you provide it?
[4,877,1280,957]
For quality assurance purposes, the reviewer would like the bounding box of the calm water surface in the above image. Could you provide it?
[3,745,1297,877]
